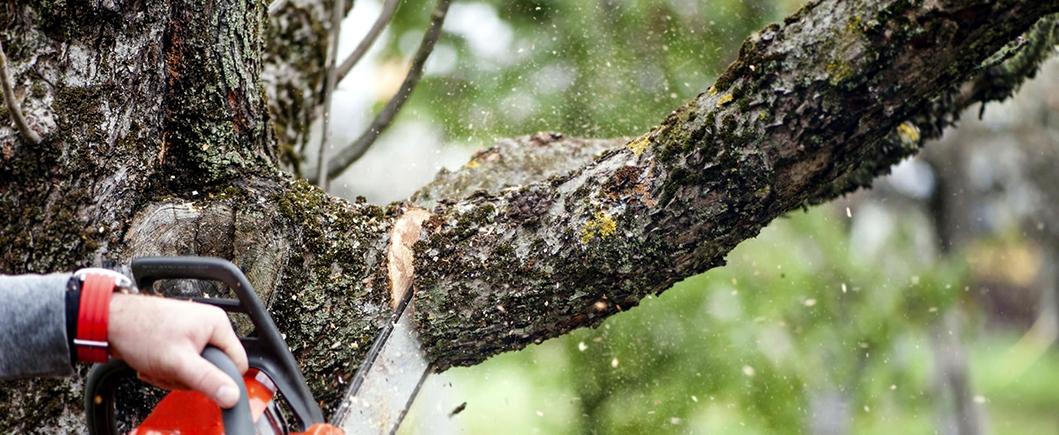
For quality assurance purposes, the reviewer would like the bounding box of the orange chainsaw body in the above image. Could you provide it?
[86,258,343,435]
[129,369,342,435]
[130,370,271,435]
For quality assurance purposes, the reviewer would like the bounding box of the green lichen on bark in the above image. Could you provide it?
[267,178,396,414]
[809,12,1059,205]
[157,0,275,193]
[3,0,1059,430]
[411,0,1059,372]
[262,0,332,175]
[413,175,693,370]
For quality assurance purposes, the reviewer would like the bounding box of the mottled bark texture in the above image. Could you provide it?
[263,0,335,175]
[410,1,1059,369]
[0,0,1057,432]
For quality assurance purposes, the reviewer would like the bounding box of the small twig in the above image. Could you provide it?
[335,0,401,84]
[267,0,288,15]
[0,39,41,145]
[322,0,452,183]
[316,0,347,191]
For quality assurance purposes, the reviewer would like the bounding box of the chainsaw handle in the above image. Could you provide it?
[131,256,256,304]
[202,346,255,435]
[84,347,253,435]
[130,256,325,430]
[84,358,125,435]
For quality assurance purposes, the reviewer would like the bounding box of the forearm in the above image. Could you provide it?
[0,273,75,380]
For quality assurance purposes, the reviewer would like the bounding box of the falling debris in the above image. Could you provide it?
[742,365,755,377]
[804,299,817,307]
[578,341,588,351]
[846,207,852,218]
[611,357,619,368]
[448,402,467,417]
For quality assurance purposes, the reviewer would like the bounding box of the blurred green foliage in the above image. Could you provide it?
[421,204,1058,434]
[379,0,804,142]
[367,0,1059,433]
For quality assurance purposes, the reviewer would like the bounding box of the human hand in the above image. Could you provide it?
[106,293,248,408]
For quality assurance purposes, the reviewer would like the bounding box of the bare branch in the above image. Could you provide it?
[267,0,288,15]
[316,0,347,191]
[0,39,41,145]
[320,0,452,183]
[335,0,401,84]
[4,0,1059,428]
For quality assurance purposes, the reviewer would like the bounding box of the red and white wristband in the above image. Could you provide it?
[68,268,134,364]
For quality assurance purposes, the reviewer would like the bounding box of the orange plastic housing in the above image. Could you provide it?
[129,369,278,435]
[128,370,344,435]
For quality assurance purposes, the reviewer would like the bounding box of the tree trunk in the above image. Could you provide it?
[0,0,1057,431]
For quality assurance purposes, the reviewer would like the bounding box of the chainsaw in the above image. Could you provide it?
[83,256,431,435]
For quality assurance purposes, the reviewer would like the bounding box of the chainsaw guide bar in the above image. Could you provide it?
[331,283,431,435]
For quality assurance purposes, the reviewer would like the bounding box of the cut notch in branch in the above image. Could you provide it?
[387,208,432,310]
[0,39,41,145]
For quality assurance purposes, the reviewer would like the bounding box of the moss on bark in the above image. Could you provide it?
[1,0,1058,431]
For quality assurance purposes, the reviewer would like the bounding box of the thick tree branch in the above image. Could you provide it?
[806,14,1059,205]
[409,1,1059,370]
[3,0,1059,431]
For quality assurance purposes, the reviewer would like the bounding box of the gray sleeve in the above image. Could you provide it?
[0,273,75,380]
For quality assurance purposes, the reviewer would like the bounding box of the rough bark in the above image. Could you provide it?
[0,0,1057,432]
[409,1,1059,369]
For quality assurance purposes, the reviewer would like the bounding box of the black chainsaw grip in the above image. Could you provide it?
[84,358,129,435]
[84,347,253,435]
[202,345,255,435]
[130,256,325,430]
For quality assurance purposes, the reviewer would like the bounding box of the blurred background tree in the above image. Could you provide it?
[302,0,1059,432]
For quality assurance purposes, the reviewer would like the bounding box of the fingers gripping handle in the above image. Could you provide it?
[202,346,255,435]
[85,347,254,435]
[130,256,325,429]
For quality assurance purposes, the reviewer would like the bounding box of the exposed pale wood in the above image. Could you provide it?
[0,0,1057,430]
[388,208,432,309]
